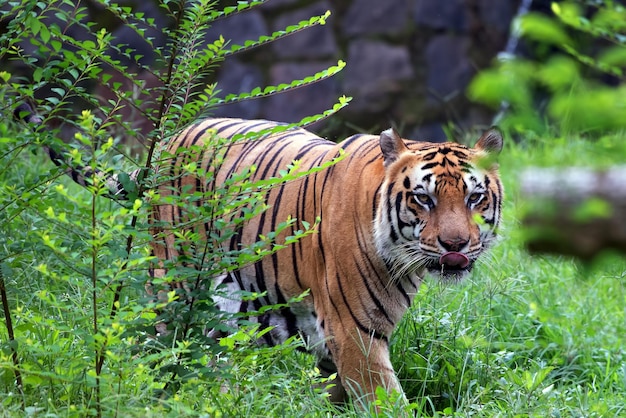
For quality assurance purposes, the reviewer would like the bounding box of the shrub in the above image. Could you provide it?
[0,0,348,415]
[468,0,626,134]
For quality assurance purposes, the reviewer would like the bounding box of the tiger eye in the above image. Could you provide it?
[468,192,482,204]
[414,193,433,206]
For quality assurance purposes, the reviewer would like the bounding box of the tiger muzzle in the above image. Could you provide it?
[425,251,472,280]
[439,252,470,269]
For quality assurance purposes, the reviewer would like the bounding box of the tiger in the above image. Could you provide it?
[17,104,503,405]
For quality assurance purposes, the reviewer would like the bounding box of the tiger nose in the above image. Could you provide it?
[438,237,469,252]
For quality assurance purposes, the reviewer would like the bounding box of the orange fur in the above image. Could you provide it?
[147,118,504,403]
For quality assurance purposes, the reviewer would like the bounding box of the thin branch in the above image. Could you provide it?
[0,266,24,409]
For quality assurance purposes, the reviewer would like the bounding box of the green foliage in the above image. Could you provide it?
[468,0,626,134]
[0,0,348,416]
[214,60,347,105]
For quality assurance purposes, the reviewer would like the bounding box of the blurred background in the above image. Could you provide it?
[3,0,622,141]
[0,0,558,141]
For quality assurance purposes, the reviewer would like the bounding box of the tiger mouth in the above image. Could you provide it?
[426,251,473,279]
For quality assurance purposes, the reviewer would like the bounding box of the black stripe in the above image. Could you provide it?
[335,271,388,342]
[395,193,413,240]
[404,192,418,216]
[354,215,392,299]
[396,280,412,306]
[266,171,302,341]
[180,122,211,148]
[219,121,280,179]
[216,119,269,137]
[385,183,398,242]
[372,183,382,221]
[422,151,437,161]
[352,253,394,326]
[293,140,328,160]
[339,133,368,150]
[250,144,288,297]
[292,176,309,290]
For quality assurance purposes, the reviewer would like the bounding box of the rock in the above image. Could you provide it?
[204,9,267,48]
[343,40,414,114]
[409,122,448,143]
[414,0,469,32]
[4,0,525,146]
[263,61,340,124]
[271,1,338,59]
[342,0,410,37]
[260,0,299,11]
[425,35,472,103]
[478,0,519,34]
[211,59,264,119]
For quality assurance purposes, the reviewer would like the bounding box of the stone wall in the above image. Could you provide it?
[209,0,522,140]
[3,0,522,141]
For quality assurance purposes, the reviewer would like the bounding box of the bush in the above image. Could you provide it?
[0,0,348,415]
[468,0,626,134]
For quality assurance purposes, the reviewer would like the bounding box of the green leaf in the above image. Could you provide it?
[40,24,50,44]
[32,67,43,83]
[467,59,535,109]
[597,46,626,68]
[117,172,137,198]
[537,55,579,92]
[50,87,65,98]
[551,2,584,29]
[50,39,62,52]
[520,13,573,47]
[549,86,626,131]
[224,11,332,57]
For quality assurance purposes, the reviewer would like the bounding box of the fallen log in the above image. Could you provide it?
[520,166,626,259]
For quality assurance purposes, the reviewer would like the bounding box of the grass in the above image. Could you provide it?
[1,129,626,417]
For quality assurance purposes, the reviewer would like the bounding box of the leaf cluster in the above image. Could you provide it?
[468,0,626,134]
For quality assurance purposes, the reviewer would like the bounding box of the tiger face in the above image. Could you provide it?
[374,128,503,280]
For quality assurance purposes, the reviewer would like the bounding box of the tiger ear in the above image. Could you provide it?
[380,128,409,167]
[474,127,503,154]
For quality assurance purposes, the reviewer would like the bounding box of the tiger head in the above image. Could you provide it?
[374,128,503,281]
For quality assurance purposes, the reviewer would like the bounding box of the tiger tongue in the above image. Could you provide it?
[439,252,470,269]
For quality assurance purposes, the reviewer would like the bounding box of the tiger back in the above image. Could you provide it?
[149,118,504,403]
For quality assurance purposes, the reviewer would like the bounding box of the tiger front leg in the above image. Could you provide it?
[330,327,405,407]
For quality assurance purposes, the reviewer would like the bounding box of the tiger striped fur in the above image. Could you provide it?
[151,118,503,403]
[20,106,503,404]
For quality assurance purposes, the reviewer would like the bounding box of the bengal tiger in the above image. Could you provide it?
[17,105,503,405]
